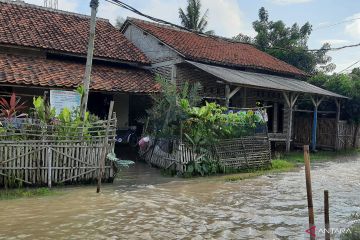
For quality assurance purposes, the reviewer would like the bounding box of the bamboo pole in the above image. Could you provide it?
[324,190,330,240]
[47,147,52,188]
[97,101,114,193]
[304,145,315,240]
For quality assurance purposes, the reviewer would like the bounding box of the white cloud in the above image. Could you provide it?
[345,13,360,39]
[270,0,312,5]
[24,0,78,12]
[320,39,350,46]
[202,0,251,37]
[98,0,249,38]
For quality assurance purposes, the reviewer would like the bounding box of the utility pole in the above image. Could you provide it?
[81,0,99,120]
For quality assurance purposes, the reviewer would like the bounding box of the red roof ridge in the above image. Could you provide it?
[126,17,251,45]
[0,0,109,22]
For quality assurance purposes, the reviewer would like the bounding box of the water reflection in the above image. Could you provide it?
[0,156,359,240]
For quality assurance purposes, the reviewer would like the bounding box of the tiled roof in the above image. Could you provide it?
[126,18,307,77]
[0,2,149,64]
[0,53,159,93]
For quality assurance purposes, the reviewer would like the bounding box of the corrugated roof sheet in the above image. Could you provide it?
[187,61,346,98]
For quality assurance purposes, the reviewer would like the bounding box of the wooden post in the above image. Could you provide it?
[47,147,52,188]
[81,0,99,120]
[310,96,324,152]
[242,88,247,108]
[335,99,341,151]
[312,105,318,152]
[171,65,177,84]
[273,102,278,133]
[324,190,330,240]
[283,92,299,152]
[225,85,230,107]
[304,145,315,240]
[97,101,114,193]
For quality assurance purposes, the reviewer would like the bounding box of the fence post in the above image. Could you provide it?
[304,145,315,240]
[47,147,52,188]
[324,190,330,240]
[97,101,114,193]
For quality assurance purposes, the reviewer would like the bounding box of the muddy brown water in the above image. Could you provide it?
[0,156,359,240]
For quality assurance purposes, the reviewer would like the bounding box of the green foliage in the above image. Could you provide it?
[234,7,335,74]
[185,157,221,177]
[181,100,264,150]
[271,160,295,170]
[75,85,85,97]
[145,75,202,138]
[54,107,92,139]
[178,0,214,34]
[0,188,55,200]
[341,213,360,240]
[33,96,56,124]
[146,78,266,177]
[309,72,360,124]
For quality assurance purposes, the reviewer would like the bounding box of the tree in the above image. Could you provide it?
[178,0,214,34]
[309,72,360,147]
[234,7,335,74]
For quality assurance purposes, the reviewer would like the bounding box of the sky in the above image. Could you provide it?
[25,0,360,73]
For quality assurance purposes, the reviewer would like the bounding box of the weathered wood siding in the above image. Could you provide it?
[293,117,360,150]
[123,24,182,80]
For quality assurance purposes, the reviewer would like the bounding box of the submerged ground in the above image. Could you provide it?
[0,154,359,240]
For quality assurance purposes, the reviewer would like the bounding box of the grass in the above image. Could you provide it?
[0,188,57,200]
[273,149,360,164]
[223,149,360,182]
[223,160,296,182]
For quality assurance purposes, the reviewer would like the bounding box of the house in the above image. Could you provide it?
[121,18,346,152]
[0,1,159,130]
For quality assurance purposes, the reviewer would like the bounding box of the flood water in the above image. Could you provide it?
[0,155,359,240]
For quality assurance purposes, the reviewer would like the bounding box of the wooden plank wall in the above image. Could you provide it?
[293,117,360,150]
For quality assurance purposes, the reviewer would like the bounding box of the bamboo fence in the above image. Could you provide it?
[141,136,271,174]
[0,116,117,188]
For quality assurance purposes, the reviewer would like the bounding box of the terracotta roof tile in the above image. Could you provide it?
[127,18,307,77]
[0,2,149,64]
[0,53,159,93]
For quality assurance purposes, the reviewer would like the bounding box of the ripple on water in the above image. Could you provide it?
[0,159,359,239]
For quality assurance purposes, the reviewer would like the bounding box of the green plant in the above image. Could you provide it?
[341,213,360,240]
[0,93,27,119]
[33,96,55,124]
[145,75,202,138]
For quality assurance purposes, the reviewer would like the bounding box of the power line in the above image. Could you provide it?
[106,0,360,53]
[339,59,360,73]
[313,17,360,31]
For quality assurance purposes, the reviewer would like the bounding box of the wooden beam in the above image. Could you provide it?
[149,59,184,68]
[229,86,241,99]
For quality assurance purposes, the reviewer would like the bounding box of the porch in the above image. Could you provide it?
[173,61,347,152]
